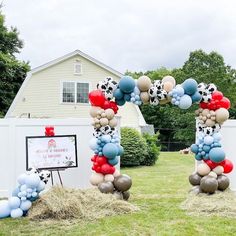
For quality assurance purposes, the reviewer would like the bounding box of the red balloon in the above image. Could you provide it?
[208,100,217,110]
[89,90,106,107]
[220,97,231,110]
[200,102,208,109]
[102,100,119,114]
[100,163,115,174]
[204,160,218,169]
[212,91,223,101]
[96,156,107,165]
[222,159,234,173]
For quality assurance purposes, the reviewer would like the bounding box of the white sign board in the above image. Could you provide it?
[26,135,78,170]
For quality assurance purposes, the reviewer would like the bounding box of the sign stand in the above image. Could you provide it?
[49,168,65,187]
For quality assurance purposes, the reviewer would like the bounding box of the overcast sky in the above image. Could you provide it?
[3,0,236,73]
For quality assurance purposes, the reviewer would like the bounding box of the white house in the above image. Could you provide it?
[5,50,147,130]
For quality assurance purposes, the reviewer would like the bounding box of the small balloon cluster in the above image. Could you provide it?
[0,168,50,219]
[189,83,233,194]
[89,77,132,199]
[89,75,234,197]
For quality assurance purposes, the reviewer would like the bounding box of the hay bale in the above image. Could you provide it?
[28,186,138,221]
[181,190,236,218]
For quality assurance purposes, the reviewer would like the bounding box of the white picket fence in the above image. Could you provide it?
[0,118,120,197]
[0,118,235,197]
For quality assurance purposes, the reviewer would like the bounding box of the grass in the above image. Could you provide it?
[0,152,236,236]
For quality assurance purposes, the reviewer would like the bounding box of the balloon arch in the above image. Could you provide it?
[88,75,233,197]
[0,76,234,219]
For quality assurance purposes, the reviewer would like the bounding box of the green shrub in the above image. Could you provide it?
[141,133,160,166]
[120,127,148,166]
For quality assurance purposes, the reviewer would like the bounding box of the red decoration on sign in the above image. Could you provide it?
[45,126,55,136]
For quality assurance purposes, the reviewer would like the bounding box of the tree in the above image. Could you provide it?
[128,50,236,150]
[0,12,30,116]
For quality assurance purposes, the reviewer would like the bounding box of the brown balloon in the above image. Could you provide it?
[217,175,230,191]
[122,191,130,201]
[114,174,132,192]
[98,181,114,194]
[200,176,218,194]
[189,173,202,186]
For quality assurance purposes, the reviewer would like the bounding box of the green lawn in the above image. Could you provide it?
[1,152,236,236]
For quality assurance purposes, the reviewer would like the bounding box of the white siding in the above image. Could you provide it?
[10,54,144,129]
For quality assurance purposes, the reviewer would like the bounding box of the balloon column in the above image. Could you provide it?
[89,75,234,196]
[0,168,50,219]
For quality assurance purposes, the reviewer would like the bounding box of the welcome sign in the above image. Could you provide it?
[26,135,78,170]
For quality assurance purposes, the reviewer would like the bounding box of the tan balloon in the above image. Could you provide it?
[202,109,210,116]
[89,106,101,117]
[215,108,229,124]
[113,169,121,177]
[205,119,215,127]
[105,108,115,120]
[140,92,150,103]
[163,81,174,92]
[104,174,115,182]
[213,166,224,175]
[101,112,106,118]
[109,118,118,128]
[95,123,101,128]
[94,118,100,124]
[162,75,176,87]
[90,173,104,186]
[208,171,217,179]
[197,163,211,176]
[100,118,109,126]
[137,76,152,92]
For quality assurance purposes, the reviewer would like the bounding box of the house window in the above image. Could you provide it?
[77,82,89,103]
[62,82,75,103]
[62,81,89,104]
[74,61,82,75]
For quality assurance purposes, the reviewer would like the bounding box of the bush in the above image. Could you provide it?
[120,127,148,166]
[141,133,160,166]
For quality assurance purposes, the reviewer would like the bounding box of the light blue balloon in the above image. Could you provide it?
[130,97,135,102]
[108,157,119,166]
[113,89,124,100]
[20,200,32,211]
[20,184,27,192]
[182,78,198,95]
[134,86,140,95]
[119,76,135,93]
[8,197,21,209]
[31,192,38,198]
[25,174,40,189]
[12,187,20,197]
[191,144,198,153]
[36,181,45,192]
[204,136,214,145]
[213,133,222,142]
[11,208,23,218]
[175,85,185,96]
[101,135,112,143]
[0,200,11,218]
[102,143,119,159]
[17,174,27,185]
[21,197,27,201]
[89,137,99,150]
[175,101,180,106]
[178,95,192,109]
[135,95,140,100]
[209,147,225,163]
[191,91,202,103]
